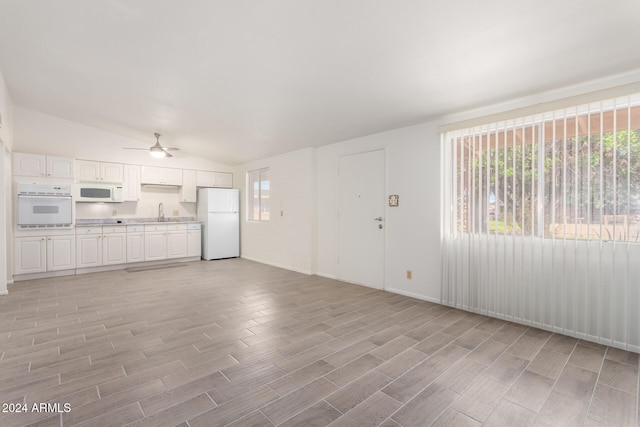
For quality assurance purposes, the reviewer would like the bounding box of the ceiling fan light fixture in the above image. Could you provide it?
[124,133,177,158]
[150,147,166,158]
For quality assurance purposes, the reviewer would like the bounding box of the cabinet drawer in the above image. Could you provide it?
[144,224,167,232]
[103,226,126,234]
[76,227,101,235]
[126,225,144,233]
[166,224,187,231]
[187,223,201,230]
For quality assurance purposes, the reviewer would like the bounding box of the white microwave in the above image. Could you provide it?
[76,183,123,203]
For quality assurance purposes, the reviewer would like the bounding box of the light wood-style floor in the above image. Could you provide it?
[1,259,638,427]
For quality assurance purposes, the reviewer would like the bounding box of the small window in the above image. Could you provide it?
[247,168,270,221]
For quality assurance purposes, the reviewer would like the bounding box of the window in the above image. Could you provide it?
[247,168,270,221]
[447,95,640,242]
[441,94,640,350]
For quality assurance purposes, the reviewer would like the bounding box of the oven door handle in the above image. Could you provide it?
[18,194,72,199]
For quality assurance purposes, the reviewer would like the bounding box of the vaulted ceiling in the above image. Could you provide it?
[1,0,640,164]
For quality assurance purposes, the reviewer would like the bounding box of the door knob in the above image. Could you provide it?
[373,217,384,221]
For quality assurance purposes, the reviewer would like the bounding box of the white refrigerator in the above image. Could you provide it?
[197,188,239,260]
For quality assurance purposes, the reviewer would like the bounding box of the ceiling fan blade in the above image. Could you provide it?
[123,134,179,157]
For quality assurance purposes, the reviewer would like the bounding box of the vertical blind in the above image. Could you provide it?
[441,94,640,351]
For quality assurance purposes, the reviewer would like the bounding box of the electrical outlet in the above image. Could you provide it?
[280,210,284,217]
[173,210,179,216]
[112,210,117,216]
[406,270,412,280]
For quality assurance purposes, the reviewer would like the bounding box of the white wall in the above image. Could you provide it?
[316,122,441,302]
[13,107,234,221]
[0,69,14,294]
[235,122,442,302]
[235,148,316,274]
[0,72,13,151]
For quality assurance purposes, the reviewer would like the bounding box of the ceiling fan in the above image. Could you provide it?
[125,133,179,158]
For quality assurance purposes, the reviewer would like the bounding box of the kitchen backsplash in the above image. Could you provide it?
[74,186,197,221]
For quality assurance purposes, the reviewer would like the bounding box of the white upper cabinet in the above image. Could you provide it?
[13,153,74,179]
[76,160,123,183]
[76,160,100,181]
[46,156,75,179]
[196,170,233,188]
[180,169,197,202]
[196,170,215,187]
[123,164,141,202]
[101,163,124,183]
[214,172,233,188]
[14,153,46,177]
[141,166,183,186]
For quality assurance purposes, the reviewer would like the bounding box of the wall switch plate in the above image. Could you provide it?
[173,210,179,216]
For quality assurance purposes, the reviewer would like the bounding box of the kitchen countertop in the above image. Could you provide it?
[76,217,201,226]
[15,218,202,237]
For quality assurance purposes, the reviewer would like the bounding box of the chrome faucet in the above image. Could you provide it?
[158,203,165,222]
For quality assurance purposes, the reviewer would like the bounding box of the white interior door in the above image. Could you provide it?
[337,150,385,289]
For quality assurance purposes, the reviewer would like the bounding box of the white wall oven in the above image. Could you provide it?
[17,183,73,228]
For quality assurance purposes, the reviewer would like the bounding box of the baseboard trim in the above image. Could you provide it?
[240,256,312,275]
[384,287,441,304]
[314,272,337,280]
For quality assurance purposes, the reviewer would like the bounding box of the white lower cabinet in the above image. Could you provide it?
[144,224,167,261]
[167,224,187,259]
[15,236,47,274]
[47,235,76,271]
[187,224,201,257]
[126,225,145,263]
[15,222,202,279]
[15,233,75,275]
[76,226,127,268]
[76,227,102,268]
[102,226,126,265]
